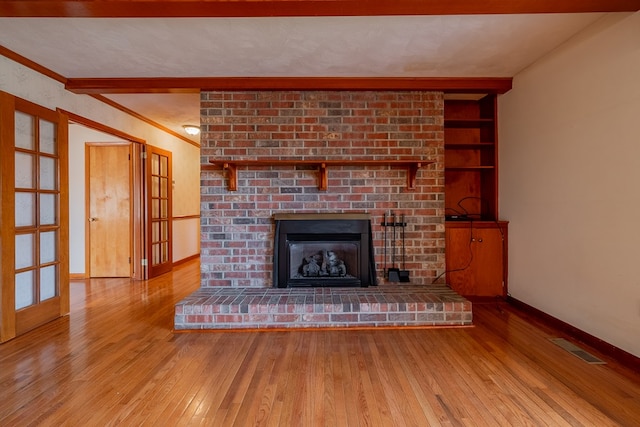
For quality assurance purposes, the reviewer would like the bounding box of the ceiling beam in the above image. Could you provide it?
[65,77,513,94]
[1,0,638,18]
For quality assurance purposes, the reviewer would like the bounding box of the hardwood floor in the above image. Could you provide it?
[1,259,639,426]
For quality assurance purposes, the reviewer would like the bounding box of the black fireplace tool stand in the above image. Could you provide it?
[381,213,410,282]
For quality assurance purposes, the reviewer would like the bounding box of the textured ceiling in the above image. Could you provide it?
[0,15,606,77]
[0,14,612,142]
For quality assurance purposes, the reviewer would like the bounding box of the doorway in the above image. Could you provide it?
[82,136,172,280]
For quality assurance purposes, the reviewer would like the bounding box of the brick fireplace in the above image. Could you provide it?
[174,90,473,330]
[199,90,445,288]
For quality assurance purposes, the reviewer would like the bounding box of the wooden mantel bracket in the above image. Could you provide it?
[208,159,432,191]
[222,162,238,191]
[408,162,421,190]
[319,162,328,191]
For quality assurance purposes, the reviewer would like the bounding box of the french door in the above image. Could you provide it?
[0,92,69,342]
[146,145,172,278]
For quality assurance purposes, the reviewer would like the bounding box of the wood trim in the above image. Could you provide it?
[173,214,200,220]
[209,159,433,191]
[66,77,513,94]
[488,93,500,219]
[84,144,91,278]
[1,0,638,17]
[69,273,87,280]
[172,253,200,268]
[15,297,62,336]
[83,144,92,278]
[0,45,67,84]
[128,144,135,279]
[62,109,146,144]
[91,94,200,147]
[506,296,640,372]
[16,97,60,122]
[58,110,70,316]
[132,142,147,280]
[444,220,509,229]
[0,92,17,342]
[84,141,132,147]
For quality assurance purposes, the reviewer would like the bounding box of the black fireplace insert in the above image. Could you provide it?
[273,213,376,288]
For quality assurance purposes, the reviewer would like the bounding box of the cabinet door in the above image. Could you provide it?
[446,226,505,297]
[470,228,504,296]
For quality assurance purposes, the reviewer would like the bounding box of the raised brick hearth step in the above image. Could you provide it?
[174,285,472,330]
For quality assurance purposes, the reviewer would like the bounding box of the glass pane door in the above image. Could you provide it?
[14,112,61,309]
[1,93,68,342]
[147,146,172,277]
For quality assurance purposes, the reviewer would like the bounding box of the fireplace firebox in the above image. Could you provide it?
[273,213,376,288]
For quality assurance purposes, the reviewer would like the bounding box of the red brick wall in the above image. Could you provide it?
[200,90,445,287]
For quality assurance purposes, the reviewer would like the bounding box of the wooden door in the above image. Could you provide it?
[0,93,69,342]
[86,144,132,277]
[469,228,505,296]
[446,226,476,295]
[147,146,172,278]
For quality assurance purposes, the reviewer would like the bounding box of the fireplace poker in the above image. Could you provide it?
[383,212,387,278]
[388,212,400,282]
[399,213,410,282]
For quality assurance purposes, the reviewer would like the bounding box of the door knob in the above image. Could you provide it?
[88,217,98,222]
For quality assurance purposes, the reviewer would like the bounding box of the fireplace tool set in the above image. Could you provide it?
[382,212,410,282]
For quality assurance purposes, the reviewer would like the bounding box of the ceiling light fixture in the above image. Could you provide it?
[183,125,200,136]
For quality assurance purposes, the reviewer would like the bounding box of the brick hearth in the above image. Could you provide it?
[174,285,472,330]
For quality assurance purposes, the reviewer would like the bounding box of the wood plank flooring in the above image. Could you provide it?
[1,259,639,426]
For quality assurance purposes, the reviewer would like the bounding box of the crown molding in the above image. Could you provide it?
[66,77,513,94]
[0,45,199,147]
[0,0,638,17]
[0,45,67,84]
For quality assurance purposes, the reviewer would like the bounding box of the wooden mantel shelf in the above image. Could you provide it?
[208,159,432,191]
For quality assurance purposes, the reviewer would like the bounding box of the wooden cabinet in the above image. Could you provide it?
[444,94,506,297]
[444,94,498,221]
[445,221,508,297]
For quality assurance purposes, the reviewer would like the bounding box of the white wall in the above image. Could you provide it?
[172,217,200,262]
[499,12,640,357]
[1,55,201,274]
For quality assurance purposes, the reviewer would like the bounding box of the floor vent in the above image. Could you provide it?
[549,338,606,364]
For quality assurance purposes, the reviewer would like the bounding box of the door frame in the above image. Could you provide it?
[65,112,149,280]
